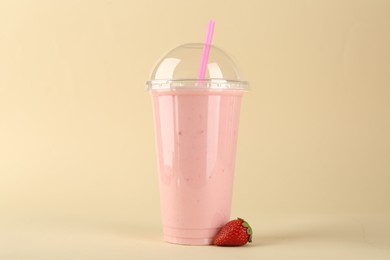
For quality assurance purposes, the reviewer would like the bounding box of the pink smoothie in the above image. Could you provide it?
[151,90,243,245]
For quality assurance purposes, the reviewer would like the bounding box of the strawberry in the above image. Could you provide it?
[213,218,252,246]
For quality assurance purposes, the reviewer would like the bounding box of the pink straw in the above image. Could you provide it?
[198,19,215,80]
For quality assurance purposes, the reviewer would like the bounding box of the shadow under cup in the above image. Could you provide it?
[150,89,244,245]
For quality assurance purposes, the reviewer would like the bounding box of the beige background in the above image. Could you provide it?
[0,0,390,259]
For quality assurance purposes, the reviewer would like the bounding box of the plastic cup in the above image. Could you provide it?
[146,43,248,245]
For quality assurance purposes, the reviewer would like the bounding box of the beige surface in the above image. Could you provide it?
[0,0,389,258]
[1,216,390,260]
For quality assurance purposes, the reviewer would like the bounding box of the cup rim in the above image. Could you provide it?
[146,79,249,91]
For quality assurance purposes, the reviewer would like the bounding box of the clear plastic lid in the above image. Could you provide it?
[146,43,249,91]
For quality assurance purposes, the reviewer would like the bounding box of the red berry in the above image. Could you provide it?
[213,218,252,246]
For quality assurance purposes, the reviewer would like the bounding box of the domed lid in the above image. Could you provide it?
[146,43,249,91]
